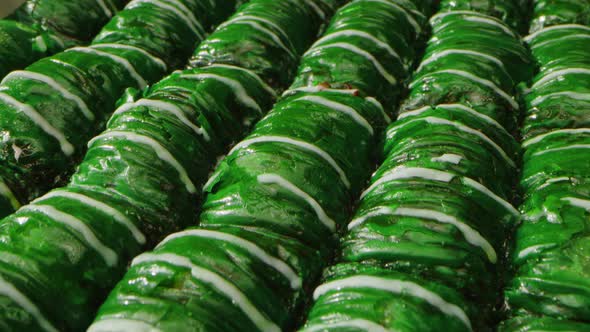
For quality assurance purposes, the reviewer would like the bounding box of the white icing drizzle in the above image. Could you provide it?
[207,64,276,97]
[461,177,518,216]
[313,275,473,331]
[66,47,147,88]
[523,128,590,148]
[22,204,118,266]
[292,95,374,134]
[532,33,590,49]
[562,197,590,211]
[257,173,336,232]
[313,29,404,68]
[533,144,590,157]
[180,73,262,114]
[394,207,497,263]
[158,229,302,289]
[0,275,58,332]
[416,49,507,76]
[537,177,571,190]
[347,206,496,262]
[111,99,210,141]
[230,136,350,188]
[33,190,145,244]
[226,21,296,58]
[430,10,513,38]
[34,36,47,52]
[2,70,94,120]
[365,96,391,123]
[96,0,113,17]
[222,15,296,52]
[361,167,455,199]
[303,0,326,19]
[348,206,394,230]
[530,91,590,106]
[88,130,196,193]
[202,169,222,192]
[388,116,515,167]
[131,253,281,332]
[362,0,422,33]
[432,153,463,165]
[92,44,167,70]
[282,87,359,96]
[524,24,590,42]
[88,318,162,332]
[532,68,590,88]
[127,0,204,38]
[305,42,397,85]
[463,16,516,37]
[516,243,556,260]
[0,92,74,155]
[301,319,391,332]
[411,69,518,109]
[0,178,20,210]
[360,167,518,216]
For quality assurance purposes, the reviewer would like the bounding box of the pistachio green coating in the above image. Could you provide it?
[529,0,590,33]
[303,264,475,332]
[502,17,590,329]
[438,0,529,32]
[0,64,273,331]
[401,10,532,134]
[0,0,336,330]
[289,0,430,110]
[88,1,431,330]
[302,10,528,332]
[0,0,241,218]
[189,0,343,89]
[90,90,387,332]
[0,0,127,78]
[9,0,128,42]
[0,21,62,79]
[520,26,590,139]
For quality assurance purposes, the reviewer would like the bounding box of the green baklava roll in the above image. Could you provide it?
[0,0,128,78]
[301,10,529,332]
[501,20,590,331]
[529,0,590,33]
[0,0,241,218]
[0,0,335,330]
[88,1,429,331]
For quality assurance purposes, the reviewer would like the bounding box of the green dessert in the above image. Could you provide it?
[529,0,590,33]
[300,10,529,331]
[0,0,128,78]
[87,0,429,331]
[0,0,336,330]
[0,0,242,218]
[438,0,529,33]
[501,18,590,332]
[288,0,430,110]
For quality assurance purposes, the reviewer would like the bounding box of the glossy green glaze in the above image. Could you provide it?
[529,0,590,33]
[0,0,335,330]
[0,0,242,218]
[500,10,590,329]
[0,0,128,78]
[87,0,430,331]
[302,9,529,332]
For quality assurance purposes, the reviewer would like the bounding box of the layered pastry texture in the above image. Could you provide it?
[500,11,590,332]
[0,0,128,78]
[300,7,532,332]
[0,0,242,218]
[87,0,432,331]
[0,0,338,331]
